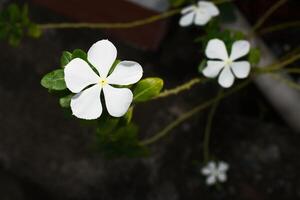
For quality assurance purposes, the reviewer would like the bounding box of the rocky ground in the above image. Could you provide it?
[0,0,299,200]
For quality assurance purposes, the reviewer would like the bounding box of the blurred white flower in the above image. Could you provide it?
[201,161,229,185]
[64,39,143,120]
[202,39,251,88]
[179,1,219,27]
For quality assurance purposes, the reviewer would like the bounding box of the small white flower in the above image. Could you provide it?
[179,1,219,27]
[202,39,251,88]
[64,39,143,120]
[201,161,229,185]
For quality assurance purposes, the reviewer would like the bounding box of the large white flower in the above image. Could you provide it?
[202,39,251,88]
[179,1,219,27]
[64,40,143,120]
[201,161,229,185]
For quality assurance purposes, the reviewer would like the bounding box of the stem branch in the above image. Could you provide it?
[203,89,223,162]
[140,80,250,146]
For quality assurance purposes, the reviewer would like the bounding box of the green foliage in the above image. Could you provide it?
[72,49,87,60]
[97,115,120,134]
[196,20,246,53]
[41,69,66,91]
[123,107,134,124]
[96,118,148,158]
[248,48,261,66]
[60,51,72,68]
[133,77,164,102]
[0,3,41,46]
[41,48,89,93]
[60,49,88,68]
[198,59,207,73]
[59,94,73,108]
[40,49,164,159]
[27,23,41,38]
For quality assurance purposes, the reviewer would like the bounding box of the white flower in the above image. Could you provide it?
[64,39,143,120]
[179,1,219,27]
[202,39,251,88]
[201,161,229,185]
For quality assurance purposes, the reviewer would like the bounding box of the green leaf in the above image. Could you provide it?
[232,31,245,40]
[8,4,20,22]
[97,116,120,135]
[123,106,133,124]
[60,51,73,68]
[41,69,67,90]
[27,23,41,38]
[248,48,261,66]
[133,77,164,102]
[59,94,73,108]
[72,49,87,60]
[198,59,207,73]
[8,34,21,46]
[0,3,37,46]
[96,123,148,158]
[21,4,30,25]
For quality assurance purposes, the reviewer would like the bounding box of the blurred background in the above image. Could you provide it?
[0,0,299,199]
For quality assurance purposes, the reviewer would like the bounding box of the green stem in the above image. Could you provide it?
[37,0,232,30]
[284,68,300,74]
[154,78,203,99]
[256,53,300,73]
[38,9,180,30]
[252,0,288,32]
[203,89,223,162]
[270,74,300,90]
[259,21,300,35]
[140,80,250,146]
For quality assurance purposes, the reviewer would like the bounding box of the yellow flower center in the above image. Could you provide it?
[99,78,108,86]
[225,59,233,66]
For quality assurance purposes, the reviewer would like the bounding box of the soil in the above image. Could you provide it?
[0,0,299,200]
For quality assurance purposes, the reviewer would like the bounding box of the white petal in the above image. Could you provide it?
[217,173,227,182]
[179,11,195,27]
[230,40,250,61]
[87,39,117,78]
[64,58,99,93]
[231,61,251,79]
[70,84,102,120]
[103,84,133,117]
[199,1,220,16]
[202,61,225,78]
[218,66,235,88]
[207,161,216,171]
[107,61,143,85]
[205,39,228,60]
[218,162,229,172]
[201,166,212,175]
[206,175,216,185]
[181,5,196,14]
[194,11,211,25]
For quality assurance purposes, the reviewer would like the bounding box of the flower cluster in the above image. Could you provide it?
[38,0,257,183]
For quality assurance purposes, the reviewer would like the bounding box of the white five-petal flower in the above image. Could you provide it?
[179,1,219,27]
[202,39,251,88]
[201,161,229,185]
[64,39,143,120]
